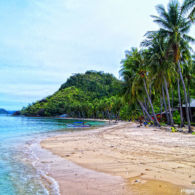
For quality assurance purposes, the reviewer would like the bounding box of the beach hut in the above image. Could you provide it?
[182,99,195,122]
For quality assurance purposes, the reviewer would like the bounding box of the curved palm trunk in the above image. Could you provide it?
[141,105,147,121]
[160,97,163,118]
[177,78,184,127]
[143,79,160,126]
[162,85,170,125]
[178,62,192,133]
[143,101,150,121]
[172,88,174,110]
[163,77,174,126]
[144,98,149,113]
[138,100,153,122]
[187,81,192,121]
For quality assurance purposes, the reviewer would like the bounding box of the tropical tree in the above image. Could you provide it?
[120,48,160,126]
[151,0,194,132]
[141,31,176,126]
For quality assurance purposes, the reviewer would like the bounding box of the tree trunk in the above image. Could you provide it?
[172,88,174,110]
[143,100,149,121]
[144,98,149,112]
[164,76,174,126]
[160,97,163,119]
[107,110,111,124]
[143,79,160,126]
[149,84,152,101]
[142,107,147,121]
[82,111,85,118]
[138,100,153,122]
[187,80,192,121]
[177,78,184,127]
[162,85,170,124]
[116,112,119,121]
[178,62,191,133]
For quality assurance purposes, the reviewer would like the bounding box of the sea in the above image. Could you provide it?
[0,115,105,195]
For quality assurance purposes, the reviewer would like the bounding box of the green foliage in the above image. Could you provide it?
[171,126,177,132]
[60,71,122,100]
[172,110,181,124]
[21,71,123,119]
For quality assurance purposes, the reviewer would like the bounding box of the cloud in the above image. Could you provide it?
[0,0,194,110]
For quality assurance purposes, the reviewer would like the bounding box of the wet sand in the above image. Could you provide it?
[41,122,195,194]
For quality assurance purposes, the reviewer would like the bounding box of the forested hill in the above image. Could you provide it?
[21,71,123,118]
[60,71,121,99]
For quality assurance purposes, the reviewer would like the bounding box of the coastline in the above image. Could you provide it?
[30,123,128,195]
[40,122,195,194]
[56,117,110,122]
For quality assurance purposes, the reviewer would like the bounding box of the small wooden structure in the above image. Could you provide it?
[182,99,195,122]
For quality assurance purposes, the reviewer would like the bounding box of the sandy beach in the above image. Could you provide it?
[41,122,195,195]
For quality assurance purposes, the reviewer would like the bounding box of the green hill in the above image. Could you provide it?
[21,71,123,118]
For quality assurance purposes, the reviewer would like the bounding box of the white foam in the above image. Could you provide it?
[23,139,61,195]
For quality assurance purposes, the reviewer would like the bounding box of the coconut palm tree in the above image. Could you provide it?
[151,0,194,132]
[120,48,160,126]
[141,31,176,126]
[120,57,153,122]
[181,43,193,121]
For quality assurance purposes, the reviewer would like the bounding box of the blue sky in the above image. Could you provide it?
[0,0,194,110]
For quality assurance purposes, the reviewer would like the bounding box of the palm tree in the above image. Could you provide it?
[181,46,193,121]
[151,0,194,132]
[141,31,175,126]
[132,74,155,123]
[120,48,160,126]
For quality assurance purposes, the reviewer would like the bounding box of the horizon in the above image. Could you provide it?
[0,0,194,110]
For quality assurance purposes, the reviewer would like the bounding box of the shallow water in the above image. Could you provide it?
[0,115,105,195]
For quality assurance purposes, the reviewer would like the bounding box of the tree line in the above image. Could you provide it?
[120,0,194,132]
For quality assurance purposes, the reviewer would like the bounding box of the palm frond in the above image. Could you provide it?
[181,0,195,15]
[183,34,195,43]
[151,15,171,30]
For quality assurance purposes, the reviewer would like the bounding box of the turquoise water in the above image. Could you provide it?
[0,115,105,195]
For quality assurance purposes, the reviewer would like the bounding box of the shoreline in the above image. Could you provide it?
[40,122,195,194]
[31,123,128,195]
[56,116,110,122]
[20,115,110,122]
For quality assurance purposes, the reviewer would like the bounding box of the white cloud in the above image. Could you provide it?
[0,0,194,109]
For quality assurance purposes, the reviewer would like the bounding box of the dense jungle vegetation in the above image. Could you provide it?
[21,71,124,120]
[22,0,195,132]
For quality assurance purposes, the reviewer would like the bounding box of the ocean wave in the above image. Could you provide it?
[22,138,61,195]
